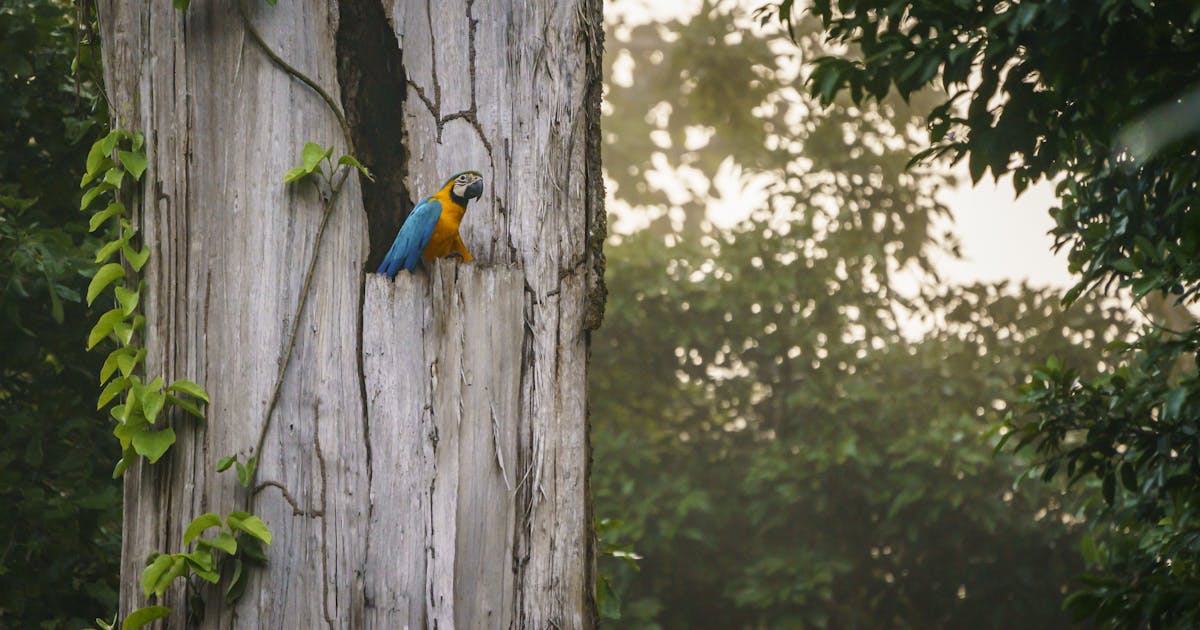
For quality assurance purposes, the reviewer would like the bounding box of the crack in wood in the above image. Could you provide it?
[403,0,496,164]
[313,398,334,628]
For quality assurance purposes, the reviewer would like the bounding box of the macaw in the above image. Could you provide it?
[377,171,485,278]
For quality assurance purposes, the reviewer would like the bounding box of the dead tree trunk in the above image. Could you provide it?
[97,0,604,627]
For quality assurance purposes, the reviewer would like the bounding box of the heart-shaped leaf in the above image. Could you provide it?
[132,427,177,464]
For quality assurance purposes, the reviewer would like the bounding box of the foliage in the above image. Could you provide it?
[594,226,1125,628]
[593,3,1128,626]
[81,129,211,479]
[767,0,1200,625]
[125,509,271,628]
[0,1,119,626]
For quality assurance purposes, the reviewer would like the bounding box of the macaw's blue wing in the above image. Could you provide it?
[377,197,442,278]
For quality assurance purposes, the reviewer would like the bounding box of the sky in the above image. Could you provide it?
[936,173,1074,289]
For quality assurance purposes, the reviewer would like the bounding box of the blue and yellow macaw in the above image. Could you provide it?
[377,171,485,278]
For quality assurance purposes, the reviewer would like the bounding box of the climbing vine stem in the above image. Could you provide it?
[237,0,354,153]
[248,144,369,500]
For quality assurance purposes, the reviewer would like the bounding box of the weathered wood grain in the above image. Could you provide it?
[97,0,602,627]
[362,263,522,628]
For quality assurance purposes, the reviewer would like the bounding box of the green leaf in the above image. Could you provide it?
[197,531,238,555]
[113,314,145,347]
[110,404,132,426]
[98,376,130,409]
[283,166,309,183]
[115,345,144,376]
[168,394,206,419]
[95,238,125,264]
[81,183,113,210]
[124,244,150,272]
[85,140,114,184]
[1119,462,1138,492]
[227,511,272,544]
[1165,387,1188,420]
[118,150,149,180]
[337,154,375,181]
[216,455,238,472]
[87,263,127,306]
[235,457,257,488]
[1110,258,1137,274]
[141,555,173,598]
[47,276,64,324]
[121,606,171,630]
[100,348,130,384]
[184,513,223,545]
[115,285,140,316]
[99,129,121,155]
[167,379,210,403]
[238,535,268,563]
[142,387,166,425]
[112,454,130,479]
[190,564,220,584]
[178,548,215,573]
[88,308,128,349]
[89,202,125,232]
[154,558,188,597]
[132,427,177,464]
[81,158,113,188]
[301,141,328,173]
[113,420,134,449]
[224,558,246,605]
[102,167,124,189]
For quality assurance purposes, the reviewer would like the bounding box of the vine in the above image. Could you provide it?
[82,2,371,627]
[81,129,209,478]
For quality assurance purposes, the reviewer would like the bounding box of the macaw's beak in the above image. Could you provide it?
[466,179,484,200]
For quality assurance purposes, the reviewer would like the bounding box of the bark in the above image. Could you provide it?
[96,0,604,627]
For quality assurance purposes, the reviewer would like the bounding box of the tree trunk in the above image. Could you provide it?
[97,0,604,627]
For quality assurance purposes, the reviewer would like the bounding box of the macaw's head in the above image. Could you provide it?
[448,171,485,202]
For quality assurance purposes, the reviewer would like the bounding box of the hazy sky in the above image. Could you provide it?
[937,173,1073,289]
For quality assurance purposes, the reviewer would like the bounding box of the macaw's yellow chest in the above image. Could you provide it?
[421,192,474,263]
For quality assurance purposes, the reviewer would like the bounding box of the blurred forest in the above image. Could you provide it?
[591,3,1126,627]
[0,2,118,627]
[2,0,1197,628]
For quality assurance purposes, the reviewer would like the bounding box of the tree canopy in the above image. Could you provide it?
[593,3,1130,626]
[766,0,1200,625]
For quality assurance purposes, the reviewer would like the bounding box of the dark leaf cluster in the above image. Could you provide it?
[0,1,116,627]
[775,0,1200,624]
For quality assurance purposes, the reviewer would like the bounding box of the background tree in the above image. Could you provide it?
[0,3,118,627]
[592,2,1128,627]
[765,0,1200,625]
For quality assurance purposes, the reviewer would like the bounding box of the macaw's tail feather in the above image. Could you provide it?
[376,238,417,279]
